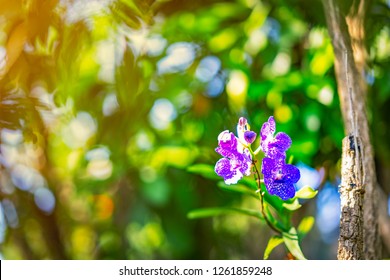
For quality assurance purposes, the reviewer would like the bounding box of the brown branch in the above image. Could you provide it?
[322,0,381,259]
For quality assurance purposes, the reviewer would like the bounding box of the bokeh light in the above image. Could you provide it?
[62,112,97,149]
[0,203,7,244]
[11,165,46,192]
[86,147,113,180]
[1,199,18,229]
[316,182,341,244]
[149,98,178,130]
[157,42,196,74]
[34,188,56,214]
[102,93,119,116]
[295,163,325,190]
[195,56,221,83]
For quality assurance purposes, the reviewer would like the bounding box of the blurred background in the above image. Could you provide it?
[0,0,389,260]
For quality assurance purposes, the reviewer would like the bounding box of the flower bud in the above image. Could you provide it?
[244,131,257,144]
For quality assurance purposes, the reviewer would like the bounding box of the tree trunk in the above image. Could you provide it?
[338,136,364,259]
[321,0,381,259]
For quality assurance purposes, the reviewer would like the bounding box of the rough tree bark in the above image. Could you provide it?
[321,0,381,259]
[338,136,364,259]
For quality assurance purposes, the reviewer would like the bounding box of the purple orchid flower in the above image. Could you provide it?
[260,116,291,160]
[261,157,300,200]
[260,116,300,200]
[214,124,253,185]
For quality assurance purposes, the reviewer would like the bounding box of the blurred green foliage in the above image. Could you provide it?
[0,0,389,260]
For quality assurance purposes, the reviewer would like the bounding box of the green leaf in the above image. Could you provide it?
[264,236,284,260]
[115,45,143,108]
[297,216,315,237]
[287,155,294,164]
[282,227,307,260]
[187,164,220,180]
[295,186,318,199]
[263,202,289,232]
[239,177,258,190]
[187,207,263,220]
[282,198,302,211]
[217,182,258,198]
[263,191,284,213]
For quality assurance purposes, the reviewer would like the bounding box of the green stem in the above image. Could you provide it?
[252,160,282,235]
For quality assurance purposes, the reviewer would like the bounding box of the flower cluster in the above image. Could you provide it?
[215,116,300,200]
